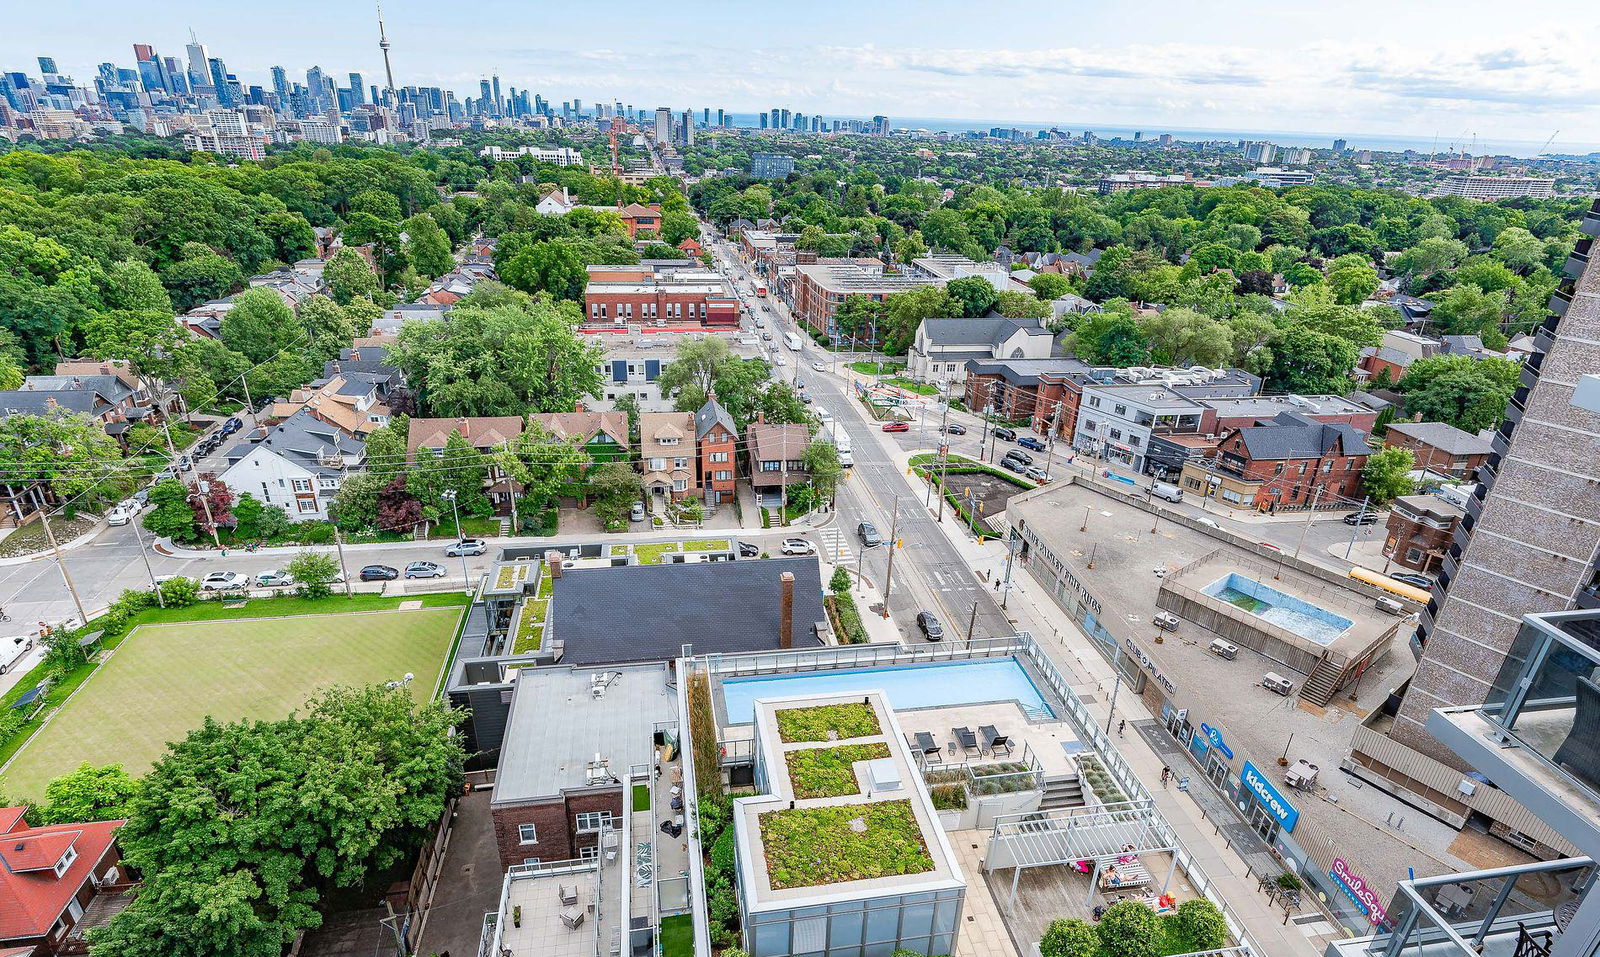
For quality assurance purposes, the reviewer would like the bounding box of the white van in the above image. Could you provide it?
[1150,480,1184,503]
[838,449,855,468]
[0,636,33,675]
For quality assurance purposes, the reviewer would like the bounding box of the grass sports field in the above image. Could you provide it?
[0,602,464,800]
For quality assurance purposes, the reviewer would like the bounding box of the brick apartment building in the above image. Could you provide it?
[1382,421,1493,479]
[1179,411,1372,510]
[583,265,739,328]
[694,397,738,505]
[789,263,935,338]
[1383,494,1464,573]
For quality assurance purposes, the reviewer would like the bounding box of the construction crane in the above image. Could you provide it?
[1539,130,1561,156]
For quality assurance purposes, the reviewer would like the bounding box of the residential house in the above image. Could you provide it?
[595,345,671,411]
[639,412,696,501]
[408,416,526,514]
[694,397,738,505]
[368,301,451,337]
[1383,494,1464,573]
[907,317,1054,386]
[323,345,404,400]
[220,407,365,522]
[1383,421,1494,479]
[264,375,389,437]
[0,389,128,444]
[535,187,578,216]
[1356,329,1440,384]
[0,806,132,957]
[530,410,630,464]
[677,237,704,258]
[52,360,171,419]
[616,202,662,239]
[1178,411,1372,510]
[746,421,810,505]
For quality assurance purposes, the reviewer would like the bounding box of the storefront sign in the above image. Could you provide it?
[1330,858,1389,927]
[1241,760,1299,832]
[1122,637,1176,695]
[1200,723,1234,760]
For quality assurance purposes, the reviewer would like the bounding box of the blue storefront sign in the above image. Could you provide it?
[1241,760,1299,832]
[1200,723,1234,759]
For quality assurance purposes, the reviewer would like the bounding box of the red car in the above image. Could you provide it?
[882,422,910,432]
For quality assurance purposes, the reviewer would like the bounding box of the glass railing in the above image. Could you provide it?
[1480,611,1600,799]
[1338,857,1594,957]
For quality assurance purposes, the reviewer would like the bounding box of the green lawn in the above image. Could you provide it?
[634,542,680,564]
[849,360,905,376]
[0,604,464,800]
[659,914,694,957]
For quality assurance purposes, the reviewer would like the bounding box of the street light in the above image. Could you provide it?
[440,490,471,593]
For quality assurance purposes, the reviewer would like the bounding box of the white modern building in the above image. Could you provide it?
[1073,382,1205,475]
[1438,174,1556,200]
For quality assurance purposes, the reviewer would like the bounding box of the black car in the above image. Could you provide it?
[1343,510,1381,526]
[941,423,968,435]
[1002,448,1033,466]
[916,611,944,641]
[737,542,760,558]
[1390,572,1434,589]
[1000,456,1028,474]
[993,426,1017,442]
[857,522,882,547]
[360,564,399,581]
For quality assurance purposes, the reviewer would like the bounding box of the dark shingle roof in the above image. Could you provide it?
[1387,421,1493,456]
[695,397,738,440]
[920,317,1049,349]
[549,558,827,666]
[1234,411,1369,460]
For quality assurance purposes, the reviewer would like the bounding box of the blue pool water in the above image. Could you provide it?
[1202,573,1352,645]
[720,658,1055,724]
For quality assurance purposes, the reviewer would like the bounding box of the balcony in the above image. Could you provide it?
[1582,205,1600,238]
[1563,238,1591,279]
[1547,287,1572,319]
[1325,856,1595,957]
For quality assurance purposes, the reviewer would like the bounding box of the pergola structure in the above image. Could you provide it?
[984,800,1179,909]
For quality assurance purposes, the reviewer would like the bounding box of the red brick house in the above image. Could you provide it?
[1383,494,1464,573]
[617,203,662,239]
[0,808,131,956]
[407,416,526,514]
[1382,422,1493,479]
[694,397,738,505]
[583,266,739,328]
[1188,411,1372,510]
[677,238,704,258]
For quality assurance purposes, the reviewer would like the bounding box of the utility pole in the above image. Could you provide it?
[238,372,256,429]
[130,516,165,608]
[977,381,995,462]
[1293,486,1324,560]
[38,509,87,625]
[333,527,354,597]
[1344,494,1370,560]
[191,477,222,549]
[967,600,979,645]
[880,499,902,619]
[1042,401,1064,481]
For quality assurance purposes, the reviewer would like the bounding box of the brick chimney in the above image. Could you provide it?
[779,572,795,649]
[545,550,564,579]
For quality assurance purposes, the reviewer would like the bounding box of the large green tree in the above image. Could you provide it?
[220,288,301,364]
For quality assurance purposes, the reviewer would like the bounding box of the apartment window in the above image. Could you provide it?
[761,461,781,472]
[1114,404,1127,416]
[1346,460,1357,471]
[1109,429,1122,440]
[523,857,541,866]
[673,478,687,492]
[600,304,608,319]
[710,451,729,463]
[1082,419,1096,432]
[518,824,538,845]
[1274,463,1285,476]
[659,436,678,446]
[649,457,666,471]
[1128,435,1141,446]
[292,478,312,492]
[591,303,601,319]
[296,498,319,514]
[1405,548,1423,563]
[576,811,614,832]
[1088,396,1101,408]
[579,845,600,861]
[1297,463,1307,475]
[53,845,77,877]
[715,470,732,481]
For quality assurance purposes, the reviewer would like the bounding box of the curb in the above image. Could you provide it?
[0,520,110,568]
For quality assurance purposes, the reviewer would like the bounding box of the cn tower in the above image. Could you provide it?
[376,2,397,98]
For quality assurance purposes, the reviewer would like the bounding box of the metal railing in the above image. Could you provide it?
[1479,610,1600,803]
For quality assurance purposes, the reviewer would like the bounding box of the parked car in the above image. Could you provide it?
[106,506,132,527]
[1195,517,1221,530]
[737,541,760,558]
[446,539,487,557]
[774,356,787,367]
[1000,456,1028,474]
[941,423,967,435]
[1343,510,1381,526]
[255,570,295,588]
[993,426,1018,442]
[200,571,248,591]
[917,611,945,641]
[882,421,909,432]
[1017,436,1047,452]
[801,394,814,404]
[220,416,244,436]
[1002,448,1033,466]
[630,501,647,522]
[857,522,882,547]
[780,538,816,556]
[1390,572,1434,589]
[360,564,400,581]
[176,454,192,471]
[811,360,826,372]
[405,561,446,579]
[1024,466,1049,482]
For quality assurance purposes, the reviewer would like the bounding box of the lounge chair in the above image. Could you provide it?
[558,883,578,906]
[954,726,981,758]
[980,725,1013,757]
[562,907,586,930]
[912,731,941,758]
[1553,676,1600,789]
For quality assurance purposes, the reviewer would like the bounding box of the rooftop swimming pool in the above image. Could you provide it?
[1202,573,1352,645]
[719,658,1055,724]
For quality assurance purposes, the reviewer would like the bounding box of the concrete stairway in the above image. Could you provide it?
[1298,657,1343,708]
[1040,772,1085,810]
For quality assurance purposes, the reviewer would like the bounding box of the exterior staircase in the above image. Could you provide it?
[497,516,512,536]
[1040,773,1085,811]
[1298,656,1344,708]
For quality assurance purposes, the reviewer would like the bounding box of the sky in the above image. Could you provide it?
[8,0,1600,151]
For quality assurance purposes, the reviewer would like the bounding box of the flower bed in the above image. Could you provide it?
[759,801,933,889]
[786,743,891,798]
[825,593,868,644]
[776,703,881,743]
[970,761,1039,795]
[1078,754,1128,805]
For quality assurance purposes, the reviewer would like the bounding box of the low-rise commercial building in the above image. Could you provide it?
[584,265,739,328]
[1382,421,1493,479]
[1178,411,1372,511]
[1383,494,1463,573]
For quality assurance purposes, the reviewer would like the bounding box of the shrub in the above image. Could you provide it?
[829,566,852,594]
[1167,898,1229,953]
[1039,917,1099,957]
[929,784,967,811]
[159,575,199,607]
[786,743,890,798]
[1096,900,1159,957]
[710,825,736,874]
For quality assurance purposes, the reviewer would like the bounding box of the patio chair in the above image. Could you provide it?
[1553,676,1600,789]
[980,725,1013,757]
[558,883,578,906]
[954,726,981,758]
[562,907,586,930]
[912,731,941,758]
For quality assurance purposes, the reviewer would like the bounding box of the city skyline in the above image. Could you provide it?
[6,0,1600,151]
